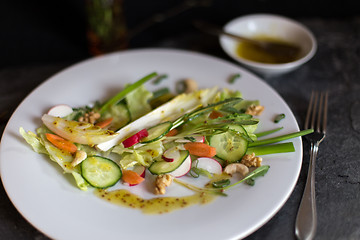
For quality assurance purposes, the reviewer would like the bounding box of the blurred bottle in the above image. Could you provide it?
[86,0,127,56]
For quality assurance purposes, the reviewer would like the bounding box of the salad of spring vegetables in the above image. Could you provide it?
[20,72,312,195]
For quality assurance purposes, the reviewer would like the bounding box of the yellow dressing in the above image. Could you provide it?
[236,35,300,64]
[94,189,217,214]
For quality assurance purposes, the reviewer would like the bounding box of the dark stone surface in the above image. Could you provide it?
[1,1,360,239]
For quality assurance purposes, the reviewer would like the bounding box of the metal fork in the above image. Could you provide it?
[295,91,329,240]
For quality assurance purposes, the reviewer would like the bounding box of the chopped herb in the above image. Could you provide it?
[228,73,241,84]
[184,136,196,142]
[176,80,186,93]
[152,87,170,99]
[274,113,285,123]
[245,178,255,186]
[152,74,168,85]
[190,167,213,178]
[212,179,230,188]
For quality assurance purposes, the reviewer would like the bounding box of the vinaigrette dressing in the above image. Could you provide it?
[95,189,216,214]
[236,35,300,64]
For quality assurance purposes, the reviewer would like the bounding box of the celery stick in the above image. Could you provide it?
[247,142,295,155]
[100,72,158,113]
[248,129,313,147]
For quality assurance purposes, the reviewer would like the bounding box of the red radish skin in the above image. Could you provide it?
[122,129,149,148]
[47,104,73,117]
[132,165,146,178]
[136,129,149,139]
[162,146,182,162]
[128,165,146,186]
[170,155,192,177]
[193,157,223,175]
[162,155,174,162]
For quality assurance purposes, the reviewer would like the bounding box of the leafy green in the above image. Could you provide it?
[223,165,270,190]
[24,126,90,191]
[126,84,153,120]
[19,127,47,154]
[113,140,164,169]
[100,102,130,130]
[100,72,157,113]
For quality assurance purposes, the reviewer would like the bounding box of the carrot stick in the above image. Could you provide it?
[184,142,216,157]
[166,128,178,137]
[209,110,223,119]
[45,133,77,154]
[122,169,145,185]
[95,117,113,128]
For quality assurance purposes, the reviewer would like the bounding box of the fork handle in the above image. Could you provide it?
[295,142,319,240]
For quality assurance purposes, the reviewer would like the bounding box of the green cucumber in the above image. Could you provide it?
[81,156,122,188]
[148,150,189,175]
[209,124,248,163]
[141,121,172,143]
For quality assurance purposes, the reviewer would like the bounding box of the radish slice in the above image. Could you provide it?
[136,129,149,139]
[48,104,73,117]
[127,165,146,186]
[131,165,146,178]
[122,129,148,148]
[162,146,181,162]
[175,136,205,143]
[170,155,192,177]
[193,157,222,175]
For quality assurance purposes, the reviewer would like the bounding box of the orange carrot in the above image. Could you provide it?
[45,133,77,154]
[165,128,178,137]
[184,142,216,158]
[209,110,223,119]
[95,117,113,128]
[122,169,145,185]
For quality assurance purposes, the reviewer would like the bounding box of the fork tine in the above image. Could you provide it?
[322,91,329,133]
[317,92,324,132]
[310,92,319,130]
[305,91,315,129]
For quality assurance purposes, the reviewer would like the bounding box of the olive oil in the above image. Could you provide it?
[236,35,300,64]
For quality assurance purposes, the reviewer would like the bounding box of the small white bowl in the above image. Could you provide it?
[219,14,317,77]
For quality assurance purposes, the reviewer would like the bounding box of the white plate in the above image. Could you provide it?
[0,49,302,240]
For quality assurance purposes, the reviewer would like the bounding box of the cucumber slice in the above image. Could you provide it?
[209,125,248,163]
[141,121,172,143]
[148,150,189,175]
[81,156,122,188]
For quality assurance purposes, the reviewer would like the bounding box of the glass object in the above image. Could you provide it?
[86,0,127,55]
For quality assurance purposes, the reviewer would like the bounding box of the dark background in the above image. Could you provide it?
[1,0,360,68]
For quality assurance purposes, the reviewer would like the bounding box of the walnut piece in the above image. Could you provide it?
[224,163,249,176]
[78,111,101,124]
[183,79,198,93]
[245,105,265,116]
[155,174,173,195]
[241,152,262,168]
